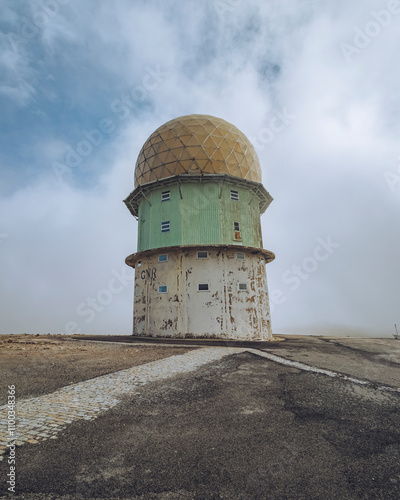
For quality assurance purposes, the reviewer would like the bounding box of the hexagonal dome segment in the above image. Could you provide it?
[134,115,261,187]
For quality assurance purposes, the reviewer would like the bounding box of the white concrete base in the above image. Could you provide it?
[130,246,273,341]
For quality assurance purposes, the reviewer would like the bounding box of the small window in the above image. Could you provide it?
[137,261,142,267]
[197,251,208,259]
[161,191,170,202]
[236,252,245,260]
[161,221,170,233]
[238,283,248,291]
[230,190,239,201]
[234,221,240,231]
[158,254,168,262]
[158,285,167,293]
[198,283,209,291]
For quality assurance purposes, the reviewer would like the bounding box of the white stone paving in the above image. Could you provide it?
[2,345,399,461]
[0,347,245,460]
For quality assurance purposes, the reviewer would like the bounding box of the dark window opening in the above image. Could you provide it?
[161,191,171,202]
[230,190,239,201]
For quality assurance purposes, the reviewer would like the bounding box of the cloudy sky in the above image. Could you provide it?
[0,0,399,337]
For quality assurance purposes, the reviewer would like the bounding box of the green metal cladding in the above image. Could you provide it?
[136,181,263,252]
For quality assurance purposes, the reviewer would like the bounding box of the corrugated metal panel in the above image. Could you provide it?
[137,181,263,251]
[137,200,150,251]
[181,183,221,244]
[220,185,262,248]
[248,195,263,247]
[138,185,182,251]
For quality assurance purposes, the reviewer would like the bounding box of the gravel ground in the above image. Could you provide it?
[0,334,195,404]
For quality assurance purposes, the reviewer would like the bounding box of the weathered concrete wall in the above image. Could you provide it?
[131,247,272,340]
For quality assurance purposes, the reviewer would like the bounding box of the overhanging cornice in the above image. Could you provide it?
[123,173,273,218]
[125,244,275,268]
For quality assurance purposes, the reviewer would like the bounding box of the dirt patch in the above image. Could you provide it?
[0,334,195,404]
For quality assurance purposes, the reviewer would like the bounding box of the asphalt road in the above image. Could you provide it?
[1,337,400,499]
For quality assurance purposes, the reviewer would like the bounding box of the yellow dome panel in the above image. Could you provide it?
[134,114,261,186]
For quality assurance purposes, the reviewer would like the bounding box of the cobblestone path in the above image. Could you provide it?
[2,345,398,461]
[0,347,245,460]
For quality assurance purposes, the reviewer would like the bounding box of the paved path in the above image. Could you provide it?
[2,343,400,462]
[2,339,400,499]
[0,348,244,459]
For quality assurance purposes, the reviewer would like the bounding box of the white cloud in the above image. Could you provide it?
[1,0,400,336]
